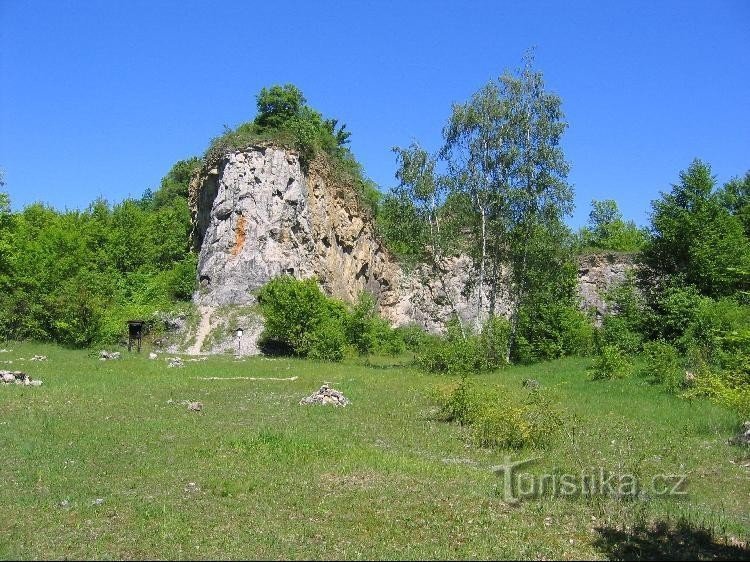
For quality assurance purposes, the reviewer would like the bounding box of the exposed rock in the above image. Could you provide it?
[729,422,750,446]
[187,401,203,412]
[0,370,42,386]
[188,145,635,350]
[30,355,47,361]
[99,350,121,361]
[299,384,350,406]
[149,352,158,360]
[189,146,491,335]
[577,253,637,324]
[167,357,184,368]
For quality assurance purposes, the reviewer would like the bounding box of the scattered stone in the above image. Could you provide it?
[149,352,158,360]
[522,378,540,390]
[0,370,42,387]
[92,498,105,506]
[187,401,203,412]
[99,350,121,361]
[0,349,11,353]
[30,355,48,361]
[184,482,200,493]
[299,384,350,407]
[729,421,750,446]
[168,357,184,368]
[59,499,71,509]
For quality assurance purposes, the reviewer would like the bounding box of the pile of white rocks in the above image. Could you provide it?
[167,357,184,368]
[1,370,42,387]
[99,350,121,361]
[299,384,350,407]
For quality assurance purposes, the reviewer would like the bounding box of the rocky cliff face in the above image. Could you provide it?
[189,146,490,334]
[577,252,637,323]
[188,145,633,348]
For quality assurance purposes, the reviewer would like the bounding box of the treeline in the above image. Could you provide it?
[0,159,200,346]
[593,161,750,418]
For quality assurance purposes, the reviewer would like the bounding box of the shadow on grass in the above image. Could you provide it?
[593,520,750,561]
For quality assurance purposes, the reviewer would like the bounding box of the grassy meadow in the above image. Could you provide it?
[0,342,748,560]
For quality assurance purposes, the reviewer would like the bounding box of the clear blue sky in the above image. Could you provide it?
[1,0,748,228]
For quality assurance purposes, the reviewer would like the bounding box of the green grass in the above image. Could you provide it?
[0,343,748,560]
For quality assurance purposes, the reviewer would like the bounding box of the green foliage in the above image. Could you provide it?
[577,199,647,252]
[395,323,431,352]
[641,160,750,299]
[345,292,405,356]
[717,170,750,236]
[432,379,564,449]
[512,226,594,363]
[0,157,199,347]
[204,84,376,216]
[257,277,403,361]
[304,318,348,362]
[640,341,684,393]
[588,345,630,380]
[599,272,646,354]
[257,276,346,357]
[418,316,510,374]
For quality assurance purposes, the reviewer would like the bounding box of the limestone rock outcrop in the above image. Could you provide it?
[189,145,490,332]
[577,252,637,323]
[188,144,633,347]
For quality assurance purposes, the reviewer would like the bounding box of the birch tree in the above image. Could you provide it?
[441,54,573,358]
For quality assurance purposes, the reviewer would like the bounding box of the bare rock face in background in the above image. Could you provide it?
[577,253,637,325]
[189,146,490,337]
[187,145,633,351]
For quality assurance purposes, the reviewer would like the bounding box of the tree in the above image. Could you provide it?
[641,160,750,299]
[390,142,468,335]
[718,171,750,236]
[441,53,573,358]
[254,84,306,130]
[578,199,647,252]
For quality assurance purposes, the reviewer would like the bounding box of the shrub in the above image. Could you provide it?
[258,277,403,361]
[432,380,564,449]
[418,316,510,374]
[257,276,348,358]
[640,341,684,393]
[304,318,348,362]
[589,345,630,380]
[395,323,430,352]
[514,301,594,364]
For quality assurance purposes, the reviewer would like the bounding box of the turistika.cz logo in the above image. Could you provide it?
[492,455,688,504]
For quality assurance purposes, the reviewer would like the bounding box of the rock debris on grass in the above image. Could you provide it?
[0,370,42,386]
[299,384,350,406]
[99,350,121,360]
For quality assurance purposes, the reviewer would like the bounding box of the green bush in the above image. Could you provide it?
[304,318,348,362]
[396,324,432,352]
[640,341,684,393]
[257,277,403,361]
[418,316,510,374]
[432,380,564,449]
[514,301,594,364]
[589,345,630,380]
[258,276,348,357]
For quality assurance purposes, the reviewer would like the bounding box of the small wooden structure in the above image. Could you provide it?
[127,320,146,352]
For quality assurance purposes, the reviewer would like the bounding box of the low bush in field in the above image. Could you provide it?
[639,340,684,393]
[431,378,563,450]
[257,276,405,361]
[588,345,630,380]
[418,316,510,375]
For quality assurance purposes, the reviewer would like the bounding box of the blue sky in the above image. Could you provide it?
[1,0,748,228]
